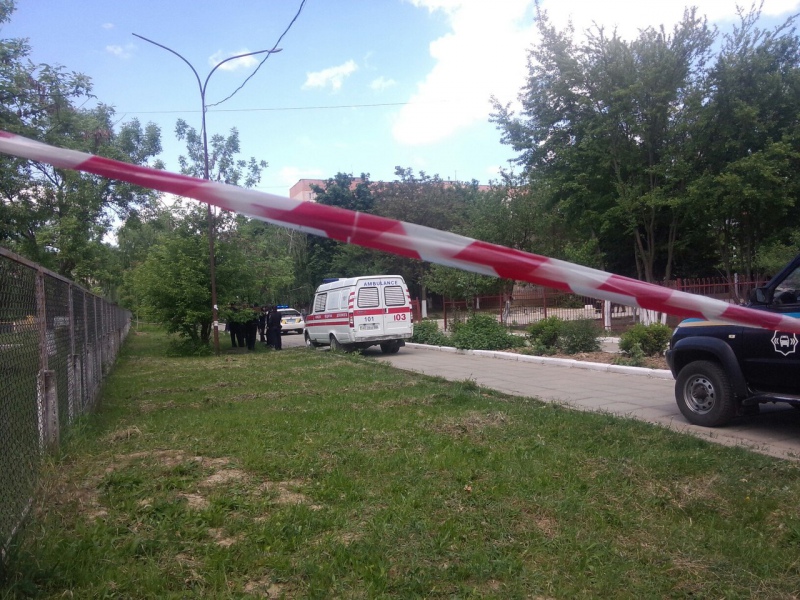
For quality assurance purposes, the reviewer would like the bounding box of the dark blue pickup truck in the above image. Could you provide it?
[666,254,800,427]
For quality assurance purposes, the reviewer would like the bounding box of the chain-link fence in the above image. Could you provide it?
[0,247,130,560]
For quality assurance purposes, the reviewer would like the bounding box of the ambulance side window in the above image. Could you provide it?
[326,291,340,311]
[357,287,380,308]
[339,292,350,310]
[384,286,405,307]
[313,293,327,313]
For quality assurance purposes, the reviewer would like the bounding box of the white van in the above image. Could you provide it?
[305,275,414,353]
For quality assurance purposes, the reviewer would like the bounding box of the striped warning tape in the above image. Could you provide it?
[1,130,798,334]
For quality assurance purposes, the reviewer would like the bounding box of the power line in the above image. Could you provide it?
[112,99,456,116]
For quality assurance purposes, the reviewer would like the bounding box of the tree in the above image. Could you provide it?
[371,168,481,301]
[423,264,502,310]
[0,2,163,284]
[690,6,800,281]
[233,217,304,306]
[299,173,377,286]
[175,119,266,187]
[124,122,272,342]
[492,5,714,282]
[130,206,248,344]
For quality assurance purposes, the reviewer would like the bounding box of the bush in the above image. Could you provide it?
[613,341,645,367]
[527,317,564,350]
[559,319,602,354]
[166,337,214,357]
[619,323,672,357]
[451,313,526,351]
[412,320,450,346]
[527,317,601,355]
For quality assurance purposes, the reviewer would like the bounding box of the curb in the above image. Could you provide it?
[405,343,673,380]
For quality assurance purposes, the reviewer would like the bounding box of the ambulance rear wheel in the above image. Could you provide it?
[330,335,343,351]
[380,342,400,354]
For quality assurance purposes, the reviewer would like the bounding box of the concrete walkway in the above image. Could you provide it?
[370,343,800,461]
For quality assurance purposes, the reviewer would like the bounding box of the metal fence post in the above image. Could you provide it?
[35,269,58,451]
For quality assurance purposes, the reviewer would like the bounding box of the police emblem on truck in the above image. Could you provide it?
[772,332,798,356]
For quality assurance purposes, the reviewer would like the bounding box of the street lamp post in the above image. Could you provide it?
[133,34,282,354]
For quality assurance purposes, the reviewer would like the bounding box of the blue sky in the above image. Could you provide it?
[4,0,800,198]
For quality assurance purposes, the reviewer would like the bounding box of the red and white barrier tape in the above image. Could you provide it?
[1,130,798,334]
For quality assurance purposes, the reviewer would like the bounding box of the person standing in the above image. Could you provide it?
[245,304,259,351]
[267,305,283,350]
[227,303,240,348]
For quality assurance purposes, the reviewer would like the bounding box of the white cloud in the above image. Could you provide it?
[303,60,358,92]
[370,76,397,91]
[102,23,114,30]
[106,44,134,59]
[394,0,534,145]
[395,0,800,146]
[208,50,260,71]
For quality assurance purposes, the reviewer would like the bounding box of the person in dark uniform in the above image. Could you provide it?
[227,303,240,348]
[267,305,283,350]
[244,303,259,351]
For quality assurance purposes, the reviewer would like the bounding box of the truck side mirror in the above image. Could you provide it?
[751,287,770,304]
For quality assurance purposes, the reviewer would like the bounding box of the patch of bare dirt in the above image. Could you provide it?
[201,468,248,487]
[244,577,297,598]
[432,410,511,438]
[208,527,242,547]
[259,479,322,510]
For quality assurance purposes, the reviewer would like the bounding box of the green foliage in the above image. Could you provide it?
[165,337,214,357]
[411,320,449,346]
[527,317,601,355]
[619,323,672,357]
[175,120,266,187]
[450,313,525,350]
[527,317,564,351]
[559,320,602,354]
[423,265,502,306]
[129,207,254,345]
[613,341,646,367]
[491,4,800,282]
[232,217,305,306]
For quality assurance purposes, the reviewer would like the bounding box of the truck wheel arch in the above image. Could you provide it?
[670,336,749,398]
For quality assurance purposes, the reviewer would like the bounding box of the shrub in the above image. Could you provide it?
[412,320,450,346]
[613,341,646,367]
[166,337,214,357]
[619,323,672,356]
[451,313,526,351]
[527,317,601,355]
[559,319,602,354]
[527,317,564,350]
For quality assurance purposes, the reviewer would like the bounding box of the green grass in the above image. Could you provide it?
[3,325,800,598]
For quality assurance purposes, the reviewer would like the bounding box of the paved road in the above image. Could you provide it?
[282,334,800,460]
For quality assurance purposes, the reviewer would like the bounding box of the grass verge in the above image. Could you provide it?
[2,326,800,598]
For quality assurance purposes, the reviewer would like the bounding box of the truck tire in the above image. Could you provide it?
[675,360,737,427]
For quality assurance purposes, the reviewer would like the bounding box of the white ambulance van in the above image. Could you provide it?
[304,275,414,353]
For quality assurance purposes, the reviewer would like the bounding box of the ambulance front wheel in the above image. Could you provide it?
[305,331,320,348]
